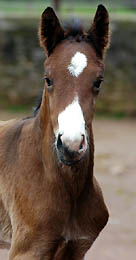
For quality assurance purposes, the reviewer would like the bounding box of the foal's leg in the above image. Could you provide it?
[54,238,95,260]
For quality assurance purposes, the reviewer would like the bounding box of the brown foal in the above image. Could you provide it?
[0,5,110,260]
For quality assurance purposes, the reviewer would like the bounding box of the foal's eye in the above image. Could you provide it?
[93,78,103,95]
[44,77,53,92]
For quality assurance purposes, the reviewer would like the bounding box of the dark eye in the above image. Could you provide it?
[44,77,53,92]
[45,77,52,86]
[93,78,103,95]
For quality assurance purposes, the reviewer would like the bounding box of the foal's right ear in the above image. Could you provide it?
[39,7,64,56]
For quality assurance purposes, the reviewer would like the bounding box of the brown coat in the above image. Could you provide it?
[0,5,109,260]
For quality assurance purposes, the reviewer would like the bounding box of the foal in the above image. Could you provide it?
[0,5,109,259]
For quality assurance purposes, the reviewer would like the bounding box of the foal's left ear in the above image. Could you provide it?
[39,7,64,56]
[88,5,109,58]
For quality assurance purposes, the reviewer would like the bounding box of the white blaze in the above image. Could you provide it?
[68,52,87,77]
[57,97,86,149]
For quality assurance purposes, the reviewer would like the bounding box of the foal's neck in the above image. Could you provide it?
[37,107,94,199]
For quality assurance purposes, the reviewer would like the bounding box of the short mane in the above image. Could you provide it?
[34,88,43,116]
[64,19,84,39]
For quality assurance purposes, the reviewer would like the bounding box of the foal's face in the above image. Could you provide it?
[39,5,109,165]
[44,41,104,165]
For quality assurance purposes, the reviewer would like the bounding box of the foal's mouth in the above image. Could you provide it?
[56,144,87,166]
[58,154,82,166]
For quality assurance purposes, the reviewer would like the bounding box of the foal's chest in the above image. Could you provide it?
[62,214,89,242]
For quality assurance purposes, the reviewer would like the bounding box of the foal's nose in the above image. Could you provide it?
[56,132,88,165]
[59,134,86,153]
[56,133,87,165]
[57,132,87,156]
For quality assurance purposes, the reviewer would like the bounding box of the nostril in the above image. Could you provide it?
[57,134,63,149]
[79,135,85,150]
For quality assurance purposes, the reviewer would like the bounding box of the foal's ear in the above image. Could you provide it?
[88,5,109,58]
[39,7,64,56]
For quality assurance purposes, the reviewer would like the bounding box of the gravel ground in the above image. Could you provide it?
[0,112,136,259]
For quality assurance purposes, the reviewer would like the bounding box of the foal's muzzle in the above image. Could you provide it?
[56,134,87,166]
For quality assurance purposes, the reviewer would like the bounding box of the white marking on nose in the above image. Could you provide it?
[57,97,87,150]
[68,52,87,77]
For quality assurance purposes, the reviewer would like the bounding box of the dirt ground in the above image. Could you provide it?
[0,111,136,260]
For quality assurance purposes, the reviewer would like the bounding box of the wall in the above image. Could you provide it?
[0,18,136,116]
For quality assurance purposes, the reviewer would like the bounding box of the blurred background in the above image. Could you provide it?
[0,1,136,260]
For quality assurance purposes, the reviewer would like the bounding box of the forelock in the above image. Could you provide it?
[64,19,85,40]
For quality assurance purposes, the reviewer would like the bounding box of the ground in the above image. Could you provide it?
[0,111,136,260]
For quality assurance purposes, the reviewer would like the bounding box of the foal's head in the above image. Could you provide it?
[39,5,109,166]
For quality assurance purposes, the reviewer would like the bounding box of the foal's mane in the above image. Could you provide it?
[64,19,84,40]
[34,87,43,116]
